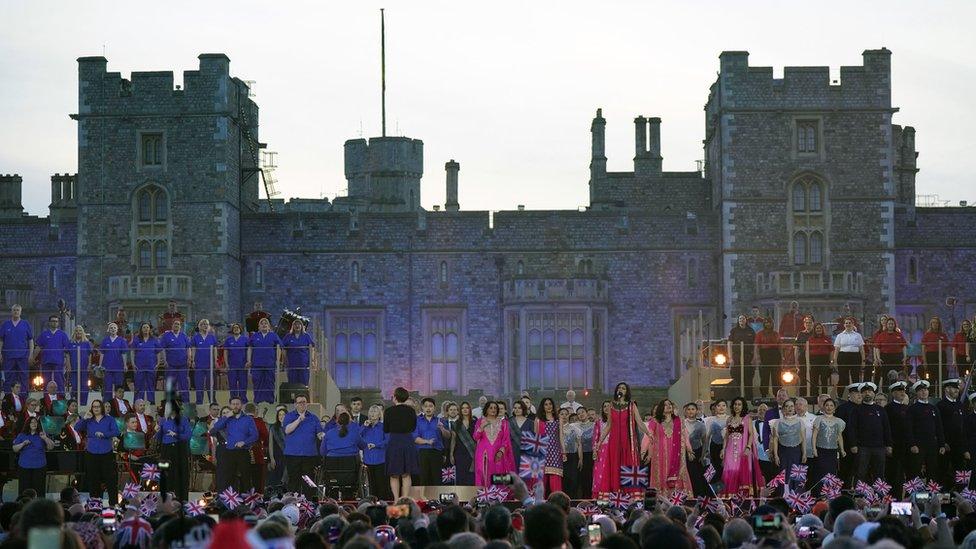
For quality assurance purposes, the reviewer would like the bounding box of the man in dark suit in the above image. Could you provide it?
[349,396,366,424]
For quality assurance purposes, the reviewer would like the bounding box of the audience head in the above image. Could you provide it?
[524,504,567,549]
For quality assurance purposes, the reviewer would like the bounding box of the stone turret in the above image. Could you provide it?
[0,174,24,219]
[445,159,459,212]
[343,136,424,212]
[50,173,78,222]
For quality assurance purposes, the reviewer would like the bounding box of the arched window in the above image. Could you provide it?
[351,261,360,285]
[255,262,264,288]
[516,261,525,275]
[48,267,57,291]
[132,185,171,269]
[808,183,822,211]
[793,233,807,265]
[154,241,168,268]
[792,185,806,212]
[439,261,448,285]
[809,232,823,264]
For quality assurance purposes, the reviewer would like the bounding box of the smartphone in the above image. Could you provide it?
[587,524,602,545]
[491,473,513,485]
[913,492,930,502]
[596,499,609,508]
[644,488,658,512]
[27,528,62,549]
[752,514,781,535]
[440,493,456,504]
[387,504,411,519]
[890,502,912,515]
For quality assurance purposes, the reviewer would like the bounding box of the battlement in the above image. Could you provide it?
[710,48,892,110]
[343,136,424,211]
[77,53,244,116]
[0,174,24,219]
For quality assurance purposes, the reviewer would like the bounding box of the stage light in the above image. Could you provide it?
[782,370,795,384]
[32,375,44,388]
[713,353,728,366]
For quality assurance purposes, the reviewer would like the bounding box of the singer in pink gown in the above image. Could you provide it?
[474,402,515,487]
[600,383,653,493]
[641,399,693,495]
[592,401,611,494]
[721,397,765,496]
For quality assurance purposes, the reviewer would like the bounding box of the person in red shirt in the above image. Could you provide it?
[952,319,973,373]
[245,402,270,493]
[873,317,907,378]
[754,318,782,398]
[779,301,804,339]
[804,322,834,397]
[921,317,950,382]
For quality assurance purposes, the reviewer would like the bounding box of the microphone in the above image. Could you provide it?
[615,391,624,400]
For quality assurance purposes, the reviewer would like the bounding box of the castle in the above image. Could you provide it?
[1,49,974,400]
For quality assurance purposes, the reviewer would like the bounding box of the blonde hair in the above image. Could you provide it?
[368,404,384,422]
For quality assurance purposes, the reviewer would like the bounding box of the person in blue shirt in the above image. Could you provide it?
[360,403,393,500]
[209,396,258,492]
[12,415,56,497]
[282,394,324,498]
[281,320,315,386]
[413,397,446,486]
[1,304,33,396]
[247,318,282,405]
[74,399,122,505]
[321,412,362,497]
[131,323,161,404]
[189,319,217,405]
[160,320,191,403]
[35,315,70,392]
[222,323,249,402]
[67,326,93,405]
[155,399,193,502]
[98,322,129,401]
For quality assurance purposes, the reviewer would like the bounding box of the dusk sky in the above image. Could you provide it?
[2,0,974,216]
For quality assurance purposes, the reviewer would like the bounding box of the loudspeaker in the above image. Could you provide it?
[278,382,310,404]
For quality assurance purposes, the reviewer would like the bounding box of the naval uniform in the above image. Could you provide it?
[849,402,892,484]
[885,400,914,498]
[936,396,967,487]
[907,400,945,481]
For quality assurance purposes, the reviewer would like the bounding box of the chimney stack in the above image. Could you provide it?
[590,108,607,182]
[445,159,460,212]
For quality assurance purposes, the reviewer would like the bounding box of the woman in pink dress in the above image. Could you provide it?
[721,396,765,496]
[598,382,653,493]
[641,399,693,495]
[592,400,612,495]
[474,401,515,487]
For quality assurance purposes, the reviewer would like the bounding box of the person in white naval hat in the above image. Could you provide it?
[849,382,891,485]
[936,378,966,488]
[907,379,945,482]
[885,380,913,498]
[835,383,862,487]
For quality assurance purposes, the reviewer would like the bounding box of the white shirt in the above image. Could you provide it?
[137,413,148,432]
[115,399,129,414]
[560,401,582,413]
[834,331,865,353]
[798,412,817,457]
[472,406,484,419]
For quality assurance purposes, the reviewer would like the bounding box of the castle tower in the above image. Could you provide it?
[0,175,24,219]
[343,136,424,212]
[72,54,258,330]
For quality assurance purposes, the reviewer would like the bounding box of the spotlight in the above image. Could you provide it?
[32,375,44,389]
[782,370,795,384]
[713,353,728,366]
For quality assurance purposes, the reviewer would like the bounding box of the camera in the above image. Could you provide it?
[491,473,513,485]
[752,514,782,535]
[587,524,602,545]
[440,493,456,504]
[643,488,658,512]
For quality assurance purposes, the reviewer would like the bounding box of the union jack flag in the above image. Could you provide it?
[903,477,925,495]
[116,517,153,547]
[519,455,544,480]
[699,497,723,513]
[220,486,242,508]
[441,466,457,484]
[854,481,875,498]
[476,486,509,504]
[694,514,706,529]
[576,502,599,517]
[140,463,160,482]
[822,474,843,490]
[121,482,140,500]
[619,465,649,488]
[789,464,808,484]
[961,488,976,504]
[957,470,972,486]
[243,488,263,508]
[766,470,786,488]
[669,490,688,506]
[85,498,103,512]
[926,480,943,493]
[822,485,841,501]
[520,431,550,455]
[299,498,316,519]
[184,500,205,516]
[872,479,892,495]
[140,498,157,517]
[704,463,716,482]
[606,492,632,509]
[786,491,815,514]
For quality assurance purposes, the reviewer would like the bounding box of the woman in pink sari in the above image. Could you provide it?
[721,396,765,496]
[597,383,653,493]
[592,400,612,495]
[474,401,515,487]
[641,399,693,495]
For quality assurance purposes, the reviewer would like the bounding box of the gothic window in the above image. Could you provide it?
[255,262,264,288]
[132,185,171,270]
[516,260,525,275]
[439,261,448,286]
[809,232,823,265]
[429,313,462,391]
[792,185,806,212]
[351,261,361,285]
[793,233,807,265]
[526,311,586,390]
[141,133,163,166]
[796,120,819,154]
[808,183,822,211]
[908,256,919,284]
[331,313,380,389]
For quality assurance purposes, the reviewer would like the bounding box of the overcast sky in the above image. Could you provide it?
[2,0,974,216]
